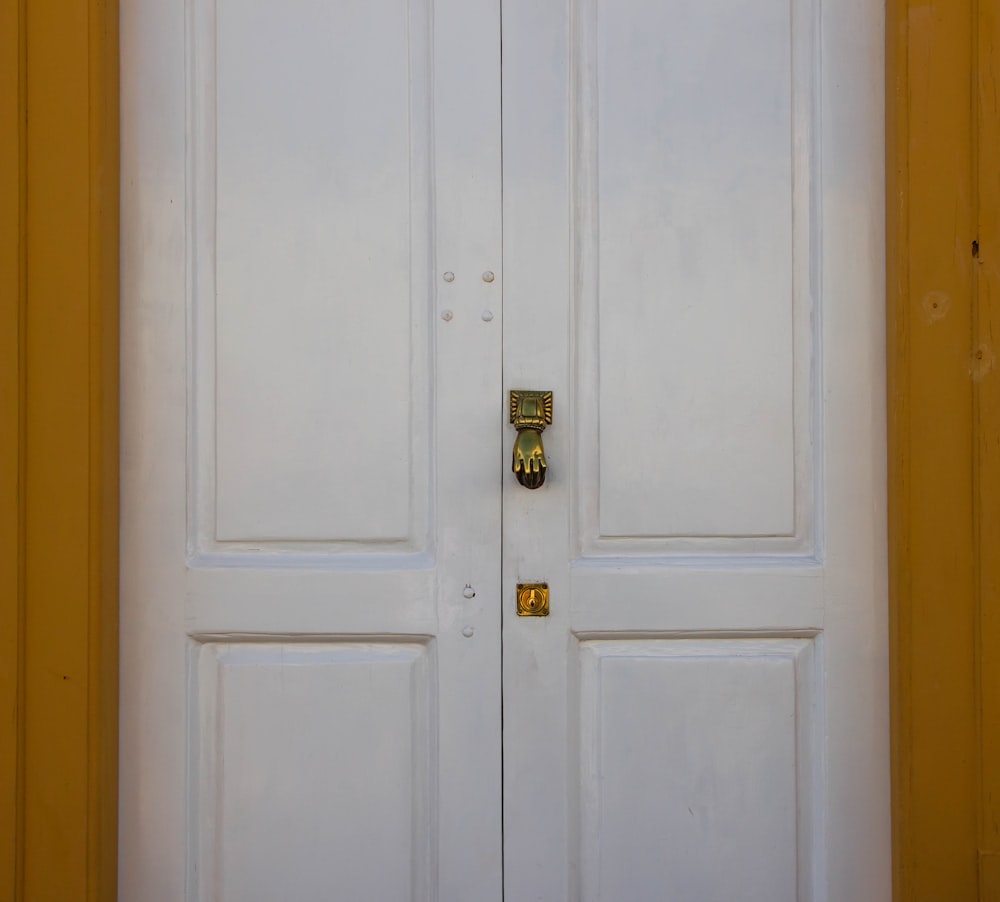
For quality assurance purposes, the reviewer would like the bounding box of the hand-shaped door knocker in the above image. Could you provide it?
[509,390,553,489]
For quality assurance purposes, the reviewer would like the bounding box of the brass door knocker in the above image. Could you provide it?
[509,390,553,489]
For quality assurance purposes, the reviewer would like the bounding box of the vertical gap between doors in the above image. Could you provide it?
[498,1,506,898]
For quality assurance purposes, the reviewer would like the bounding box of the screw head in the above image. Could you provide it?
[442,271,455,283]
[482,270,495,283]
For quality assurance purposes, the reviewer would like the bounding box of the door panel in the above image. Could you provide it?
[501,2,888,901]
[119,0,502,899]
[574,638,817,901]
[572,0,816,554]
[191,640,435,901]
[208,0,432,546]
[588,0,801,543]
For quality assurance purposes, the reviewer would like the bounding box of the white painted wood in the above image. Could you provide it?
[208,0,430,545]
[122,0,888,898]
[574,637,818,902]
[501,2,888,902]
[192,640,434,901]
[593,0,797,541]
[571,0,818,558]
[119,0,501,899]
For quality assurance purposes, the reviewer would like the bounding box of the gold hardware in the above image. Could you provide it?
[509,390,553,489]
[516,583,549,616]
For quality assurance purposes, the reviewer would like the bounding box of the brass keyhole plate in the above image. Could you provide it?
[516,583,550,617]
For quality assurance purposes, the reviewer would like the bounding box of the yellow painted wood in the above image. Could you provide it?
[977,0,1000,873]
[1,1,26,898]
[1,0,119,899]
[981,852,1000,898]
[888,1,1000,899]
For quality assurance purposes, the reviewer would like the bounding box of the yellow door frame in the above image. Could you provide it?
[1,0,119,899]
[1,0,996,898]
[888,0,1000,897]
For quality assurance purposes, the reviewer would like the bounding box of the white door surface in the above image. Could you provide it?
[120,0,889,900]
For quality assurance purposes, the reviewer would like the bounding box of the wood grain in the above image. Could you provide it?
[888,1,983,898]
[3,0,119,898]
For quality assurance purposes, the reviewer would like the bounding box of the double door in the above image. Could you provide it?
[119,0,889,898]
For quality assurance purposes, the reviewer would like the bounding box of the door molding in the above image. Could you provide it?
[888,0,1000,897]
[2,0,996,898]
[0,0,119,898]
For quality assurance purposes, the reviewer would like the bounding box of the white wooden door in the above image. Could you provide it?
[120,1,504,899]
[500,1,889,900]
[120,0,889,899]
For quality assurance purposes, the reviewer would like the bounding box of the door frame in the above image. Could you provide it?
[887,0,1000,896]
[0,0,994,898]
[1,0,119,897]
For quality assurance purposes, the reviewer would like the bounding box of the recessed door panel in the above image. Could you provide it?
[191,640,435,901]
[574,637,818,902]
[200,0,433,548]
[571,0,818,553]
[595,0,795,540]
